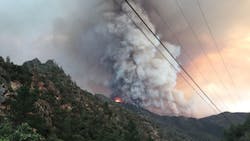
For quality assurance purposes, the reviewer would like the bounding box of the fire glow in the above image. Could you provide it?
[113,97,123,103]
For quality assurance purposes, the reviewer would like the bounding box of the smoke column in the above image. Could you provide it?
[96,1,189,116]
[52,0,192,116]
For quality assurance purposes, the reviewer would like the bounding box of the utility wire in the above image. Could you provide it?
[146,3,230,110]
[113,0,217,113]
[195,0,240,101]
[123,0,232,123]
[174,0,240,103]
[126,5,217,113]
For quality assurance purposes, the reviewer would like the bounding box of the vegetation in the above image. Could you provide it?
[223,116,250,141]
[0,57,160,141]
[0,119,44,141]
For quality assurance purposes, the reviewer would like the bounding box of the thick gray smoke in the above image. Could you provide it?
[87,1,189,116]
[51,0,191,116]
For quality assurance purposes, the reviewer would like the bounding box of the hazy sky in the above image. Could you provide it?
[0,0,250,117]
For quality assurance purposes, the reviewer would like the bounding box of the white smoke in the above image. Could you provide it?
[47,0,192,116]
[92,1,190,116]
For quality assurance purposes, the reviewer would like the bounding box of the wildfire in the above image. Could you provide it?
[113,97,123,103]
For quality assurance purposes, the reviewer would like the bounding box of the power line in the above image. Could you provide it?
[195,0,240,101]
[174,0,239,103]
[113,0,217,113]
[123,0,232,123]
[126,5,216,113]
[146,2,230,110]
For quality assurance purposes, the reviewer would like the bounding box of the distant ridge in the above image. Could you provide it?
[121,103,249,141]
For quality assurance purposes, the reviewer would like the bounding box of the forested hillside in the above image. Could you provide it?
[124,104,248,141]
[0,57,160,141]
[223,116,250,141]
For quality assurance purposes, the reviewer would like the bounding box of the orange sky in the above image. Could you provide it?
[176,25,250,117]
[143,0,250,117]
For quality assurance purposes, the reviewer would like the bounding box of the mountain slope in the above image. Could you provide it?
[0,57,161,141]
[223,115,250,141]
[122,104,249,141]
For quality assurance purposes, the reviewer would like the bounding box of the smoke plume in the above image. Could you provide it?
[51,0,192,116]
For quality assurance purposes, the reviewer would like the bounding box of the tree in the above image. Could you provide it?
[0,56,4,64]
[10,87,38,124]
[0,119,44,141]
[11,123,45,141]
[6,57,10,64]
[223,116,250,141]
[0,119,12,141]
[125,120,140,141]
[10,87,50,136]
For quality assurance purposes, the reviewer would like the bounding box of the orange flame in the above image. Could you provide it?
[114,97,123,103]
